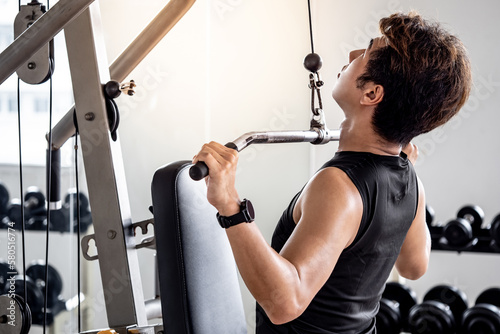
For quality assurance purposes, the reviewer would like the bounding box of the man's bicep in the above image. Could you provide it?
[279,168,363,306]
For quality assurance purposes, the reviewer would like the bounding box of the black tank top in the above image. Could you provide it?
[256,151,418,334]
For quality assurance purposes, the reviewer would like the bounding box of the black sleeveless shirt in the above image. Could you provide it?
[256,151,418,334]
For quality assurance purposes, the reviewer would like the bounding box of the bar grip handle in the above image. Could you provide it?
[189,142,238,181]
[189,161,209,181]
[47,148,61,206]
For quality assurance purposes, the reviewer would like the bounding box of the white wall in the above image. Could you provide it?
[0,0,499,332]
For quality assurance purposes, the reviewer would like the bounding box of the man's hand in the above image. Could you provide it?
[192,141,241,216]
[402,143,418,165]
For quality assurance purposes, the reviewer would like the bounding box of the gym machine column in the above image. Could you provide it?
[0,0,196,333]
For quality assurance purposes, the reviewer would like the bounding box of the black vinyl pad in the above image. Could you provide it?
[151,161,247,334]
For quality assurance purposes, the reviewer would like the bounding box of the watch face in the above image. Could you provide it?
[245,199,255,220]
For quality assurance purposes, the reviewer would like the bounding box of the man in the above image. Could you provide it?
[193,11,471,333]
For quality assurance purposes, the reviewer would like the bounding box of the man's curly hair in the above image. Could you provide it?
[357,12,472,145]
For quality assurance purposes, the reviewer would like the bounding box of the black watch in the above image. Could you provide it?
[216,199,255,229]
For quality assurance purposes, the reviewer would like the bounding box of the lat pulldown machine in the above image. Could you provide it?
[0,0,340,333]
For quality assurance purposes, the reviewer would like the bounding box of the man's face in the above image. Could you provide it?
[332,37,385,112]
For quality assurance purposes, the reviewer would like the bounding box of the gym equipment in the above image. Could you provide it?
[0,294,32,334]
[189,53,340,180]
[189,53,339,180]
[433,204,500,254]
[151,160,246,333]
[2,0,197,331]
[3,276,44,320]
[440,205,484,250]
[426,205,445,245]
[376,282,418,334]
[462,287,500,334]
[14,1,55,85]
[7,187,47,228]
[2,262,66,326]
[189,0,338,181]
[408,285,468,334]
[489,214,500,251]
[0,261,16,293]
[51,190,93,232]
[0,182,10,217]
[26,261,64,309]
[189,128,340,180]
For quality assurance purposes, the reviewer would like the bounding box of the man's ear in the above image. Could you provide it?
[360,84,384,106]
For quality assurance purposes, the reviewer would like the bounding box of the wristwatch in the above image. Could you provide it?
[216,199,255,229]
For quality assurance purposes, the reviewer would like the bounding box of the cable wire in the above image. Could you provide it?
[17,77,28,314]
[74,129,82,333]
[42,0,53,330]
[307,0,315,54]
[42,74,53,334]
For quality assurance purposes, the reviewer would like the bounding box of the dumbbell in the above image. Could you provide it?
[7,187,47,228]
[426,205,444,245]
[26,261,64,309]
[489,214,500,251]
[50,190,93,232]
[2,262,64,326]
[64,190,92,232]
[0,260,15,293]
[462,287,500,334]
[408,285,468,334]
[0,183,12,230]
[440,205,484,250]
[0,182,10,217]
[376,282,417,334]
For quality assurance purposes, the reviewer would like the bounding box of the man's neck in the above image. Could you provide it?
[337,116,401,156]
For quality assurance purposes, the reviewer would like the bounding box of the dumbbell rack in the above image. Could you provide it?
[427,205,500,254]
[429,227,500,254]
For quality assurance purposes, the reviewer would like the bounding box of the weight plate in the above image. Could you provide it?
[426,205,435,225]
[10,294,31,334]
[0,261,15,292]
[383,282,417,330]
[408,300,455,334]
[64,190,90,213]
[0,182,9,214]
[7,202,24,226]
[423,285,468,326]
[443,218,473,248]
[24,186,46,215]
[0,294,27,334]
[462,304,500,334]
[491,215,500,247]
[26,262,63,307]
[457,205,484,229]
[476,288,500,307]
[6,276,44,314]
[376,298,401,334]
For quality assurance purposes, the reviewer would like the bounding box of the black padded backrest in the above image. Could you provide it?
[151,161,247,334]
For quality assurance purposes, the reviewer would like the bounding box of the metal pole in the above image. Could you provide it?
[0,0,95,85]
[189,129,341,180]
[64,3,147,327]
[230,129,341,151]
[110,0,196,82]
[50,0,197,149]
